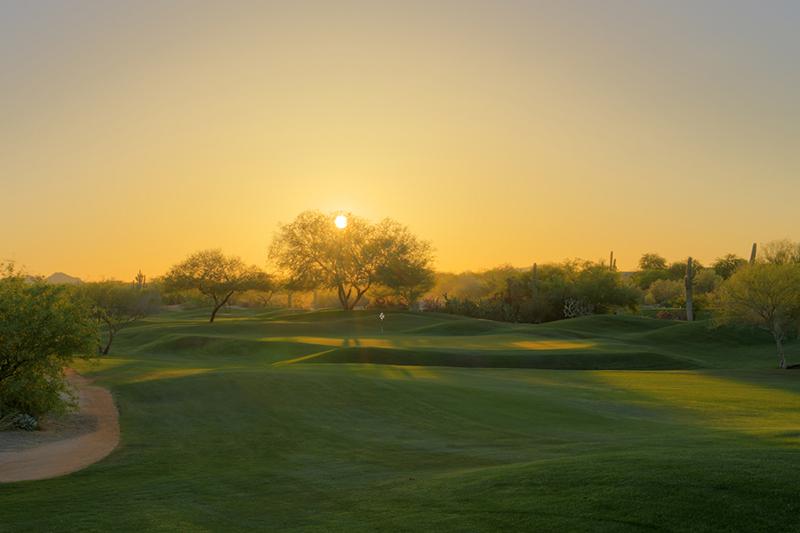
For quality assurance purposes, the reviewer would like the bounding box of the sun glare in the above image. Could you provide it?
[335,214,348,229]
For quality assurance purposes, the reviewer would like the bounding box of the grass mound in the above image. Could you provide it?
[108,308,788,370]
[408,318,514,336]
[2,307,799,531]
[312,345,695,370]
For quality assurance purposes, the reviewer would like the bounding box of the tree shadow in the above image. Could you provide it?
[342,337,362,348]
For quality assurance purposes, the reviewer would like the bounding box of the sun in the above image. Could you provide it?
[334,214,348,229]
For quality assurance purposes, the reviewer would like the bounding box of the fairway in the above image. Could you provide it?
[1,308,799,531]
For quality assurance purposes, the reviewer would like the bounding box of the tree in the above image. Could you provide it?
[82,281,160,354]
[164,250,271,322]
[0,265,97,421]
[761,239,800,265]
[278,275,311,309]
[632,268,670,290]
[270,211,432,310]
[633,253,670,290]
[667,260,704,281]
[713,254,747,279]
[481,265,521,296]
[645,279,684,306]
[374,222,435,309]
[693,268,722,294]
[716,263,800,369]
[639,253,668,271]
[436,260,637,324]
[571,262,639,314]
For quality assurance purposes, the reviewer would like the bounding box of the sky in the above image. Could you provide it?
[1,1,798,280]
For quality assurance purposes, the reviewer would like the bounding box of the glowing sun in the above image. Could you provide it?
[334,214,348,229]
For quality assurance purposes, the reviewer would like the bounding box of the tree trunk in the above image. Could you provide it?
[351,287,369,310]
[102,329,114,355]
[337,285,351,310]
[210,291,235,322]
[774,333,787,369]
[685,257,694,322]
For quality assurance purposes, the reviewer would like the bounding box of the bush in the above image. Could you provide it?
[656,309,686,321]
[693,269,722,294]
[0,268,97,422]
[434,261,637,324]
[646,279,684,307]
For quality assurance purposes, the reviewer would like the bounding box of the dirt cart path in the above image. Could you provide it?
[0,372,119,483]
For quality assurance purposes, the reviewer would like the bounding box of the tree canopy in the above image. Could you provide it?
[164,250,271,322]
[434,260,638,323]
[82,281,160,354]
[716,263,800,369]
[638,253,668,271]
[713,254,747,279]
[270,211,434,310]
[374,222,435,309]
[761,239,800,265]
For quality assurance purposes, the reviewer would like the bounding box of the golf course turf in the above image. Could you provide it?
[1,308,798,531]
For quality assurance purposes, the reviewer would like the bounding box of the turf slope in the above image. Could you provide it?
[1,308,798,531]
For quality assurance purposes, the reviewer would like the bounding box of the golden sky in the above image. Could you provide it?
[1,2,798,280]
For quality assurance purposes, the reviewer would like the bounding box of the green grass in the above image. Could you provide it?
[1,308,799,531]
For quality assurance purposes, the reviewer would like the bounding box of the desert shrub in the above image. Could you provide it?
[656,309,686,320]
[761,239,800,265]
[367,294,409,310]
[693,269,722,294]
[646,279,684,307]
[434,261,637,323]
[713,254,747,279]
[0,267,97,422]
[632,268,671,290]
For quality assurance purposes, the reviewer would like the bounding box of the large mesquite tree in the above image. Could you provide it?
[373,221,435,309]
[164,250,271,322]
[269,211,434,310]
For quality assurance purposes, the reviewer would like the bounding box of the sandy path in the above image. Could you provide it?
[0,372,120,483]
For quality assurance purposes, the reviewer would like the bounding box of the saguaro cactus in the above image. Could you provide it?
[685,257,694,322]
[750,243,757,265]
[134,270,146,290]
[609,251,615,271]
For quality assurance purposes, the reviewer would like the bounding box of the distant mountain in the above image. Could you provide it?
[45,272,83,285]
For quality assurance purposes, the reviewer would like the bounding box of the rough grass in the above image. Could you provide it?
[1,308,798,531]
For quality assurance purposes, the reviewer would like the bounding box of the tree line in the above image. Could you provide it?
[152,211,435,320]
[0,211,435,428]
[425,240,800,368]
[2,217,799,430]
[63,233,800,365]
